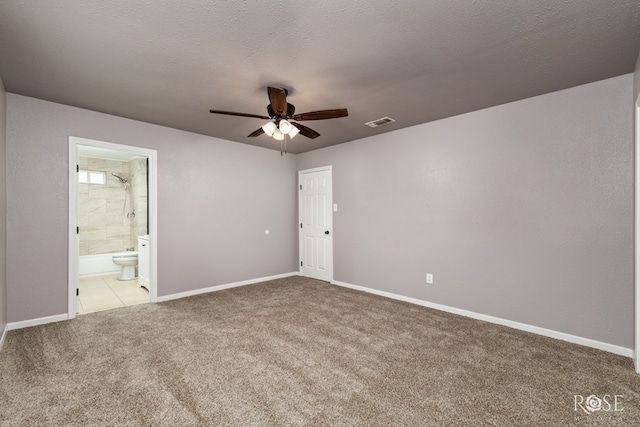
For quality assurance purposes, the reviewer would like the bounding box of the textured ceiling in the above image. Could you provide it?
[0,1,638,154]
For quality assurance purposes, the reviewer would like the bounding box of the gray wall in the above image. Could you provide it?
[298,74,634,348]
[634,50,640,103]
[6,94,298,323]
[0,76,6,335]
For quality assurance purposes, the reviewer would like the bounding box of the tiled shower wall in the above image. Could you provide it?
[79,156,147,256]
[129,158,148,247]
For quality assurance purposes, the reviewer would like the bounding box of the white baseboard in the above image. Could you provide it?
[0,324,7,351]
[332,280,633,358]
[7,313,69,331]
[157,272,299,303]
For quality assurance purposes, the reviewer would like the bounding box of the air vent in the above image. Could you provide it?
[365,116,396,128]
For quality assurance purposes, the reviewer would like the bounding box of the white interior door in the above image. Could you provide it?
[68,137,158,319]
[299,166,333,282]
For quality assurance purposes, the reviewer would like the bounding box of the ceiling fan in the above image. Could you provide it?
[209,86,348,148]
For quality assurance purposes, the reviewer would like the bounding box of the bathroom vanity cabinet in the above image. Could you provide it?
[138,235,150,289]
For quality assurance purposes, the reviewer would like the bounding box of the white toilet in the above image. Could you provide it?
[112,252,139,281]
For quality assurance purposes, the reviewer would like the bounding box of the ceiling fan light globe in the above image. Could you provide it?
[279,119,293,134]
[288,126,300,139]
[272,129,285,140]
[262,122,277,136]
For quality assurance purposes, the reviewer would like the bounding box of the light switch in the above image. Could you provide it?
[333,204,338,212]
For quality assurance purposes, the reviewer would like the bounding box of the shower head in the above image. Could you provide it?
[111,173,128,184]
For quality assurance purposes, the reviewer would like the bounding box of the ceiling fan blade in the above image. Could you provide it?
[292,122,320,139]
[248,128,264,137]
[209,109,270,120]
[267,87,288,116]
[292,109,348,121]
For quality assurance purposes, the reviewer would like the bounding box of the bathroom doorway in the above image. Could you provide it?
[68,137,158,319]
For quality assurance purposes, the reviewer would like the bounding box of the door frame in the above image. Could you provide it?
[298,165,334,282]
[68,136,158,319]
[635,94,639,373]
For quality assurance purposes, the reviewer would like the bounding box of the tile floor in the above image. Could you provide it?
[78,273,149,315]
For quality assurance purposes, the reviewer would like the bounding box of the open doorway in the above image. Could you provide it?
[68,137,158,319]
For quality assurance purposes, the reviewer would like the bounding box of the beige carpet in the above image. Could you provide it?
[1,276,639,426]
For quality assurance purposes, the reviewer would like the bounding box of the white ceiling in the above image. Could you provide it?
[0,1,638,154]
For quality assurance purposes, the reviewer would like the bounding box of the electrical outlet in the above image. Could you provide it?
[426,273,433,284]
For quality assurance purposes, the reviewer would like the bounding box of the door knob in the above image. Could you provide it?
[325,230,330,235]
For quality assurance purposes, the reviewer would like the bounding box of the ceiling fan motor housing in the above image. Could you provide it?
[267,103,296,119]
